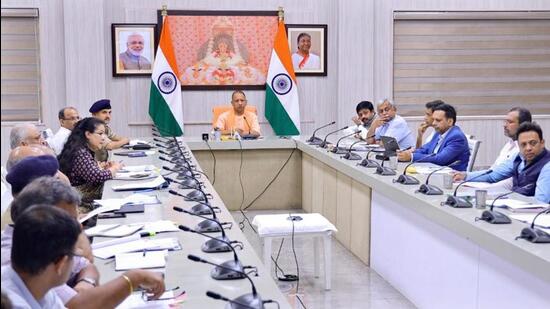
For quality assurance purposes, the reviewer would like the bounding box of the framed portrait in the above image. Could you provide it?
[157,10,279,90]
[286,24,327,76]
[111,23,157,76]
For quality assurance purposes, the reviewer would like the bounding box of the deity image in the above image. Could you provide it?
[180,17,265,85]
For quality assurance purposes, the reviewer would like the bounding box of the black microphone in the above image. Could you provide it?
[189,254,263,308]
[206,291,259,309]
[179,224,242,257]
[163,166,194,179]
[358,148,380,168]
[319,126,349,148]
[331,131,359,154]
[165,176,202,190]
[393,153,436,185]
[168,189,217,216]
[443,169,493,208]
[372,155,396,176]
[173,203,229,233]
[243,116,251,135]
[417,160,461,195]
[516,208,550,243]
[477,183,535,224]
[341,139,364,160]
[307,121,336,145]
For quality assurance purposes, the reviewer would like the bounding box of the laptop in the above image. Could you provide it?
[377,136,400,160]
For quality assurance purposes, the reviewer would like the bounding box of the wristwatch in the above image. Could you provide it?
[77,277,97,287]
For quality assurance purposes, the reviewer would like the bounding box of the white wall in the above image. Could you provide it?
[2,0,549,167]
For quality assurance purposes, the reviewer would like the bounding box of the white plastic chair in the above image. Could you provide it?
[465,135,481,172]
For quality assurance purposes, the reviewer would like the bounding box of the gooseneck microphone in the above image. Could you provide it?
[516,208,550,243]
[319,126,349,148]
[243,116,252,135]
[394,153,436,185]
[443,169,493,208]
[164,176,202,190]
[417,160,461,195]
[307,121,336,145]
[173,205,229,233]
[341,139,364,160]
[477,183,535,224]
[373,156,396,176]
[331,131,359,154]
[206,291,258,309]
[180,227,244,263]
[358,148,380,168]
[168,189,218,216]
[188,254,264,308]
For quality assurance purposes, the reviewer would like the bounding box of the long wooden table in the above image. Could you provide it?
[184,135,550,309]
[95,142,291,308]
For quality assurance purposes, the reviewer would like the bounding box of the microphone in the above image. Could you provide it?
[206,291,259,309]
[319,126,349,148]
[307,121,336,145]
[165,176,202,190]
[163,166,195,179]
[358,148,380,168]
[168,189,217,216]
[173,203,228,233]
[331,131,359,154]
[516,208,550,243]
[189,254,263,308]
[393,153,436,185]
[341,139,364,160]
[179,224,241,256]
[243,116,251,135]
[477,184,535,224]
[372,155,396,176]
[443,169,493,208]
[417,160,461,195]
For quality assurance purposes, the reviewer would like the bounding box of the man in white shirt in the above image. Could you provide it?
[48,107,80,155]
[291,33,321,70]
[493,107,532,168]
[344,101,376,140]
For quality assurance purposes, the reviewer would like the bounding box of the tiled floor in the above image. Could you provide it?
[232,210,416,309]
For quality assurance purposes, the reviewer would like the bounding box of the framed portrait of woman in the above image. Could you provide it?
[111,24,157,77]
[157,10,279,90]
[286,24,328,76]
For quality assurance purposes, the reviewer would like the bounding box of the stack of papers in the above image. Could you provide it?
[115,250,167,271]
[92,236,181,259]
[486,199,549,213]
[79,193,161,223]
[85,220,179,238]
[111,176,167,192]
[115,165,159,180]
[509,213,550,229]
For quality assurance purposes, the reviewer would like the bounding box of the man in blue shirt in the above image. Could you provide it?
[366,99,415,149]
[453,122,549,203]
[398,103,470,171]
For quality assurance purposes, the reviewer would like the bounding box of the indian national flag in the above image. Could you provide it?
[149,17,184,136]
[265,20,300,136]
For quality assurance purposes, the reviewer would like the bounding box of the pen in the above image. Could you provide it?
[140,231,156,237]
[143,248,147,257]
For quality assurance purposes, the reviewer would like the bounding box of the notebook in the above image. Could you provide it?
[115,250,167,271]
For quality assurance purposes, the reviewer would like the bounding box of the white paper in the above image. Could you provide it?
[93,237,180,259]
[91,234,141,250]
[141,220,179,233]
[486,199,548,212]
[78,203,122,223]
[509,214,550,228]
[85,224,144,237]
[463,182,498,189]
[116,293,173,309]
[119,165,156,173]
[115,250,167,270]
[111,176,166,191]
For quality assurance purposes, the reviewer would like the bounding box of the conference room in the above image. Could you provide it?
[1,1,549,308]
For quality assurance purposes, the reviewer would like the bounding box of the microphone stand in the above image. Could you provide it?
[319,126,349,148]
[516,208,550,243]
[374,157,396,176]
[179,224,242,255]
[206,291,260,309]
[307,121,336,145]
[417,161,460,195]
[331,131,358,154]
[358,148,380,168]
[394,153,436,185]
[169,190,217,216]
[443,169,492,208]
[341,139,364,160]
[478,184,535,224]
[165,176,202,190]
[173,205,229,233]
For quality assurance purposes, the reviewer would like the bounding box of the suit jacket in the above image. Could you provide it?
[412,125,470,171]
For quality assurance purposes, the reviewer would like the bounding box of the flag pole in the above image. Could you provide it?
[278,7,284,21]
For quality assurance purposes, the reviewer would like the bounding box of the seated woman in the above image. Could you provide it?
[58,117,123,212]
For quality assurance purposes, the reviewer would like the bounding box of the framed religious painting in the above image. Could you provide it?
[157,10,278,90]
[111,23,157,76]
[285,24,327,76]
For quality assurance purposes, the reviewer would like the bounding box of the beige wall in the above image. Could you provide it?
[2,0,549,167]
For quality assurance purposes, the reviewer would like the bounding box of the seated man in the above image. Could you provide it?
[214,90,261,138]
[6,144,54,171]
[2,205,81,308]
[416,100,444,148]
[366,99,414,149]
[453,122,549,203]
[48,107,80,155]
[344,100,376,140]
[493,107,532,169]
[398,103,470,171]
[9,123,48,149]
[6,155,69,197]
[90,99,130,161]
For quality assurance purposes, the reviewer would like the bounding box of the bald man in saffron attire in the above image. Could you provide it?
[215,91,261,137]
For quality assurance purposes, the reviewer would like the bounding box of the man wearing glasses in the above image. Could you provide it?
[366,99,415,150]
[48,107,80,155]
[453,122,549,203]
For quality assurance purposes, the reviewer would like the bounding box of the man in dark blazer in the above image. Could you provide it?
[398,103,470,171]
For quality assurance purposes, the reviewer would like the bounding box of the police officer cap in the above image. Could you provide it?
[89,99,111,113]
[6,155,59,195]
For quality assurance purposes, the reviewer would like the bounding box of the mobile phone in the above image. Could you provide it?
[130,173,151,178]
[97,213,126,219]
